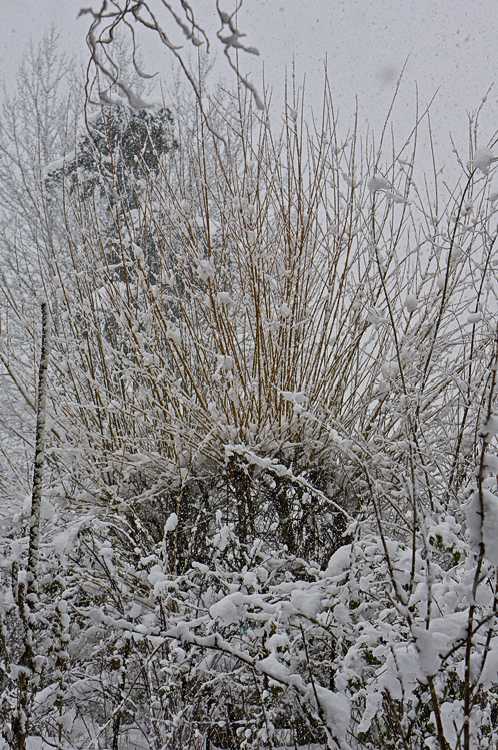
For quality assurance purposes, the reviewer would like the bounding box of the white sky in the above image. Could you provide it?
[1,1,498,161]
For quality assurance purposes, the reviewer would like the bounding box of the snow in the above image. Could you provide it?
[479,636,498,686]
[290,586,322,618]
[165,321,181,344]
[255,654,291,683]
[279,302,292,319]
[280,390,307,405]
[314,686,351,743]
[482,413,498,437]
[209,594,240,625]
[197,258,216,282]
[217,291,234,306]
[52,521,82,555]
[357,689,382,733]
[484,452,498,473]
[368,174,392,193]
[267,632,289,652]
[465,488,498,565]
[323,544,352,578]
[164,512,178,532]
[148,564,167,587]
[473,146,498,175]
[404,294,418,313]
[217,354,234,371]
[438,701,464,748]
[414,623,458,678]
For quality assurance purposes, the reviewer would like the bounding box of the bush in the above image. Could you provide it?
[1,78,497,749]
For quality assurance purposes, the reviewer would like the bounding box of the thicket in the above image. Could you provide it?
[0,40,497,749]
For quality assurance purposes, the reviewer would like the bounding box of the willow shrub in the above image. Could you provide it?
[1,81,497,748]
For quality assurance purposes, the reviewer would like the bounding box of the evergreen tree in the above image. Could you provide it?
[47,101,177,210]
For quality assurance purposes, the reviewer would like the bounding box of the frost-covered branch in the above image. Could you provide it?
[79,0,263,114]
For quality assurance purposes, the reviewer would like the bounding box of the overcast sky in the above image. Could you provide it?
[1,1,498,162]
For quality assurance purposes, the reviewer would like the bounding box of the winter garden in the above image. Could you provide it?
[0,4,497,749]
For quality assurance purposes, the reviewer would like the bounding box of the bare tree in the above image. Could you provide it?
[0,30,78,506]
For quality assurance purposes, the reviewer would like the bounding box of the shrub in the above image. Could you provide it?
[1,77,497,749]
